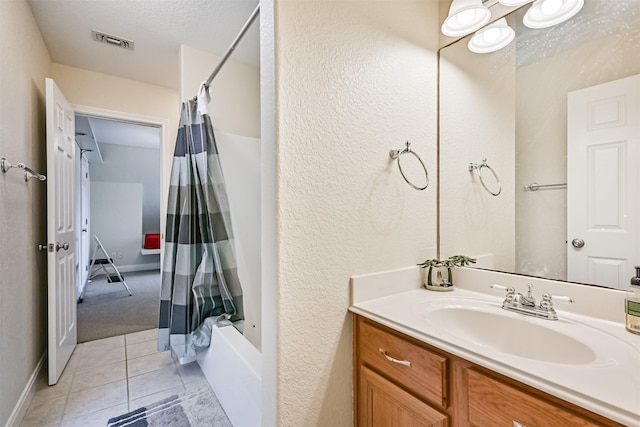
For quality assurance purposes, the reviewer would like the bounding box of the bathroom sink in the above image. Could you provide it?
[424,305,597,365]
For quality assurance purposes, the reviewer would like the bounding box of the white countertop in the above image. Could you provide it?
[349,269,640,426]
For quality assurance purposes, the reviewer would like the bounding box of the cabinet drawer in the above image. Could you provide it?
[358,318,448,408]
[467,369,603,427]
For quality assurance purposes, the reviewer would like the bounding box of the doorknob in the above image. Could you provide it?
[55,242,70,251]
[572,238,585,248]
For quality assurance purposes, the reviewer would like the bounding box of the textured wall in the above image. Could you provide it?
[0,0,51,424]
[273,1,439,425]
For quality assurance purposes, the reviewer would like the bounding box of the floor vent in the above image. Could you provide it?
[91,30,134,51]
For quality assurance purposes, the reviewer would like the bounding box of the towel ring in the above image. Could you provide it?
[468,158,501,196]
[389,141,429,191]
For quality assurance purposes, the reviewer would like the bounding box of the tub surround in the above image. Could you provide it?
[350,266,640,426]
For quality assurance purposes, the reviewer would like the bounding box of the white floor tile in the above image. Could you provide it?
[21,330,216,427]
[81,335,125,352]
[127,351,174,377]
[76,346,125,370]
[20,394,66,427]
[177,361,206,385]
[128,384,185,410]
[60,403,128,427]
[71,360,126,392]
[32,366,74,402]
[64,379,127,418]
[125,329,157,345]
[126,339,159,360]
[127,365,183,401]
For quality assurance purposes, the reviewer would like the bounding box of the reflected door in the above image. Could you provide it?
[567,74,640,289]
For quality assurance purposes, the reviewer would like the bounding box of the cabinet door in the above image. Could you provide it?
[359,365,448,427]
[467,369,603,427]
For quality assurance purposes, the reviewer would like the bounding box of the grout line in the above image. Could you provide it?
[59,345,83,426]
[124,334,131,411]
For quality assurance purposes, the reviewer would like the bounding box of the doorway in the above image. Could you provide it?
[75,112,163,343]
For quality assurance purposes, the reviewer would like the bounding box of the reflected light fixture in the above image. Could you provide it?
[468,18,515,53]
[523,0,584,28]
[441,0,491,37]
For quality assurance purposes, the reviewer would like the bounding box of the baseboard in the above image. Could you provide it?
[112,263,160,273]
[5,352,46,427]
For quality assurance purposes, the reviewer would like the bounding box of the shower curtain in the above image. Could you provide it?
[158,98,243,360]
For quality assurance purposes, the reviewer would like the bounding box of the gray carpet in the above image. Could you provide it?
[77,270,161,343]
[107,385,232,427]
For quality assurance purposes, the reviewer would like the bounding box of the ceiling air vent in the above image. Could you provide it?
[91,30,134,51]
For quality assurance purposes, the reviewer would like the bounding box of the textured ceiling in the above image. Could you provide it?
[27,0,260,90]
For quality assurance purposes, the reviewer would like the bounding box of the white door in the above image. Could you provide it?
[46,78,77,385]
[80,155,90,293]
[567,74,640,289]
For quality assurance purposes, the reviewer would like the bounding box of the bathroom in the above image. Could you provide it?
[0,0,638,426]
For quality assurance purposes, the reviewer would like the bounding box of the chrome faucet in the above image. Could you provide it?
[491,284,573,320]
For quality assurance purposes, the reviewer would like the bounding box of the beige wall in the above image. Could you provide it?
[439,25,516,272]
[0,0,52,425]
[273,1,439,425]
[515,26,640,280]
[179,45,260,138]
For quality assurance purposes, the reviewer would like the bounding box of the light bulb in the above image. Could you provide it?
[541,0,563,15]
[482,27,501,43]
[456,9,476,25]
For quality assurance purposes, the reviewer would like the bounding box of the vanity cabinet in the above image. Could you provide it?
[353,314,624,427]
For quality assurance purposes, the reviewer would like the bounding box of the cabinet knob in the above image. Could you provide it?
[379,348,411,367]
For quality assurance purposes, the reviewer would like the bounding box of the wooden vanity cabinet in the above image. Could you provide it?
[353,314,624,427]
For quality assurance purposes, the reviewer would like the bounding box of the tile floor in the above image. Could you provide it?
[20,329,211,427]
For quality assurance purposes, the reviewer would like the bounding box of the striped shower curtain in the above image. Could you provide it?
[158,99,243,360]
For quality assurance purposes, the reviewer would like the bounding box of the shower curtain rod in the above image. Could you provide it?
[199,3,260,95]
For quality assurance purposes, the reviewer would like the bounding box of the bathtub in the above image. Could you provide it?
[197,325,262,427]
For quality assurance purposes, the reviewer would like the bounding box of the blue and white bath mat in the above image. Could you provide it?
[107,386,232,427]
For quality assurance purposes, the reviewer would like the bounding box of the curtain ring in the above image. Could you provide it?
[389,141,429,191]
[468,157,501,196]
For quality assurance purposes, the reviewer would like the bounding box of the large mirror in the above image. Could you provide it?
[439,0,640,290]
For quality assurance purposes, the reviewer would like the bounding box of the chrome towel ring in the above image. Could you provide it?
[389,141,429,191]
[468,158,501,196]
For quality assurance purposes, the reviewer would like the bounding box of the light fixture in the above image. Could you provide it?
[523,0,584,29]
[441,0,491,37]
[498,0,534,6]
[468,18,515,53]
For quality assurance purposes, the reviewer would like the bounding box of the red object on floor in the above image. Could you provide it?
[144,233,161,249]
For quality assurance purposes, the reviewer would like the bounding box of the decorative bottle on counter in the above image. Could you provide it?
[625,266,640,335]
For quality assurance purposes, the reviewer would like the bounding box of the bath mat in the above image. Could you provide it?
[107,386,232,427]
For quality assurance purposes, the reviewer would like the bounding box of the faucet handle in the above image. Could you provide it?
[549,294,574,304]
[491,284,515,295]
[540,293,574,311]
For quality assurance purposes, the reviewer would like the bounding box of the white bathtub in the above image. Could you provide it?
[197,325,262,427]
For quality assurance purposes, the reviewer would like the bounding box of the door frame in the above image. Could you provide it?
[72,104,169,298]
